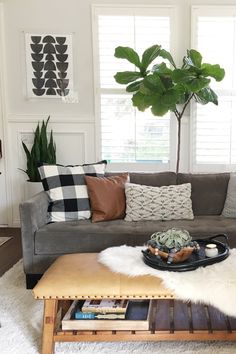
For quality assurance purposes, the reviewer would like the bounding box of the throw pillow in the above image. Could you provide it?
[125,182,194,221]
[222,173,236,217]
[38,160,107,222]
[85,173,129,222]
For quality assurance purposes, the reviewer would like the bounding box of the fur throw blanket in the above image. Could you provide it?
[99,245,236,317]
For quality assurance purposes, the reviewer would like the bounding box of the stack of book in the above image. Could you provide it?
[62,299,151,330]
[74,299,129,320]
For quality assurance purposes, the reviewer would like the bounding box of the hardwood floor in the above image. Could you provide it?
[0,227,22,276]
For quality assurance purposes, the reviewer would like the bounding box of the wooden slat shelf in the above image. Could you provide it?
[53,300,236,342]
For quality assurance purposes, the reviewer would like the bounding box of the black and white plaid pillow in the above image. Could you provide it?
[38,161,107,222]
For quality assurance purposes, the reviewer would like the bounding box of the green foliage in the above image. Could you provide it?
[114,44,225,172]
[21,116,56,182]
[150,228,192,251]
[114,45,225,116]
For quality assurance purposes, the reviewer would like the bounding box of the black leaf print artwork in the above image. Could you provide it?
[28,34,72,97]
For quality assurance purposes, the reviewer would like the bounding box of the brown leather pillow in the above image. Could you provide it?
[85,173,129,222]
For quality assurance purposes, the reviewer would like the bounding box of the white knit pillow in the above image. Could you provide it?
[125,183,194,221]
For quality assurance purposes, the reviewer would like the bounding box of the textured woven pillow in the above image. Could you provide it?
[125,182,194,221]
[222,173,236,217]
[38,161,107,222]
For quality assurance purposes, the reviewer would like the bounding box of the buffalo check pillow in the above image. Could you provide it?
[38,161,107,222]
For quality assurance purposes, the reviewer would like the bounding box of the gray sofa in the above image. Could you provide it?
[20,172,236,288]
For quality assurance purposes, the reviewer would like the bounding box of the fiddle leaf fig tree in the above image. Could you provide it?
[114,45,225,172]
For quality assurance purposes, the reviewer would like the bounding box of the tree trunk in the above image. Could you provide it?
[176,118,181,174]
[175,93,194,173]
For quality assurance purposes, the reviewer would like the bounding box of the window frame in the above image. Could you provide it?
[190,5,236,172]
[91,4,177,172]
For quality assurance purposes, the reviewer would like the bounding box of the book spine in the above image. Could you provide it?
[74,312,125,320]
[82,308,126,314]
[75,312,96,319]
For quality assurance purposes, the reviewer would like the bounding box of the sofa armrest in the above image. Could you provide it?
[19,191,49,273]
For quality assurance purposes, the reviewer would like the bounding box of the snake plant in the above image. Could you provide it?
[21,116,56,182]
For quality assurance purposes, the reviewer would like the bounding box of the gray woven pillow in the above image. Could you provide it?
[125,182,194,221]
[222,173,236,217]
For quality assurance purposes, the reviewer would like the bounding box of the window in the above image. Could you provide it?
[191,6,236,171]
[92,6,175,170]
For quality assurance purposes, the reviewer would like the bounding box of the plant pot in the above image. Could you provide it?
[148,245,194,263]
[25,181,43,199]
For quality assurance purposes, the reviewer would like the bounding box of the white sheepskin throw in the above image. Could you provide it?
[98,245,236,317]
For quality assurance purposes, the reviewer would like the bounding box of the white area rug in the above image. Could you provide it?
[99,246,236,317]
[0,260,236,354]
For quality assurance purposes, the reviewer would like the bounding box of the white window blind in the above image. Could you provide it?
[93,6,174,166]
[191,7,236,171]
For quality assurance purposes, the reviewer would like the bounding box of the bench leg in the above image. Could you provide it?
[42,299,58,354]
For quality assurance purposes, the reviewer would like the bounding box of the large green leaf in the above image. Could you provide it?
[132,92,156,111]
[114,46,141,68]
[160,76,174,90]
[171,69,196,84]
[159,49,176,68]
[186,49,202,68]
[201,64,225,81]
[142,73,165,94]
[172,69,210,92]
[114,71,142,84]
[172,69,197,84]
[161,88,180,106]
[152,62,172,75]
[126,80,143,92]
[194,86,218,105]
[141,45,161,70]
[184,77,210,92]
[151,100,170,116]
[139,82,154,95]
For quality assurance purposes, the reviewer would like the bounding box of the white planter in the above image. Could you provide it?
[25,181,44,199]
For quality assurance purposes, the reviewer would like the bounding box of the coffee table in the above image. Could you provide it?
[33,253,236,354]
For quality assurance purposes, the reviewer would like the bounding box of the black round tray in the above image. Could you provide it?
[142,234,230,272]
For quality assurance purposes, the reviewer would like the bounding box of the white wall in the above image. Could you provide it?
[2,0,236,225]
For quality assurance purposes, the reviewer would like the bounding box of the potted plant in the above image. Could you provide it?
[114,45,225,172]
[21,116,56,196]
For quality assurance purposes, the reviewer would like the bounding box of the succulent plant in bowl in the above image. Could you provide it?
[147,228,200,264]
[149,228,192,252]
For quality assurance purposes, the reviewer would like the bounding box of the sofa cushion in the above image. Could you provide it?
[38,161,107,222]
[130,172,177,186]
[34,215,236,255]
[85,173,129,222]
[222,173,236,218]
[106,172,177,187]
[125,183,194,221]
[177,173,229,215]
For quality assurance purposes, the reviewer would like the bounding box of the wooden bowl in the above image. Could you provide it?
[148,245,194,263]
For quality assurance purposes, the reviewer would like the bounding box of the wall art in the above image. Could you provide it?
[25,33,73,98]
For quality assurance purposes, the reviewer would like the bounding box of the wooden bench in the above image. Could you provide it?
[33,253,236,354]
